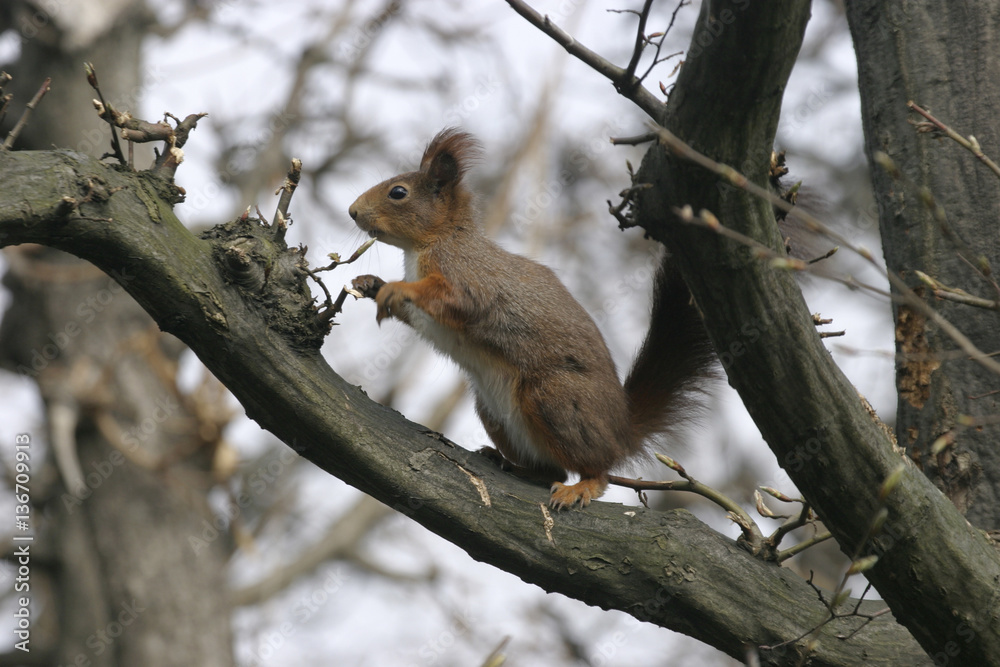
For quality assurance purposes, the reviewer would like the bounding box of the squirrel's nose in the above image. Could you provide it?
[348,205,357,221]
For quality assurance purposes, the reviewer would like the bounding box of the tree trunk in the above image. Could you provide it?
[845,0,1000,531]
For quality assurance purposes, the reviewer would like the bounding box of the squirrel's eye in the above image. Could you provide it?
[388,185,408,200]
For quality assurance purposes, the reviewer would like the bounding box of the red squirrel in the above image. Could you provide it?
[350,128,714,509]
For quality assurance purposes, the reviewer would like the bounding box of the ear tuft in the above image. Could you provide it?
[419,127,483,190]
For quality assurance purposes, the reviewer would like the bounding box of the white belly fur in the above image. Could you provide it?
[401,252,542,466]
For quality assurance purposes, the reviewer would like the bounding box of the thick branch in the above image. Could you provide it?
[0,149,925,666]
[630,0,1000,663]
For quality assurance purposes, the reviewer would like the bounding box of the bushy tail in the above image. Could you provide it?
[624,252,716,444]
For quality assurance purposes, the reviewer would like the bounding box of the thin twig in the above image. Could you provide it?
[674,206,893,300]
[85,63,126,165]
[610,132,657,146]
[325,287,359,321]
[759,495,834,562]
[916,270,999,310]
[639,0,690,86]
[908,101,1000,180]
[652,123,1000,377]
[313,237,377,273]
[621,0,655,84]
[903,104,1000,301]
[762,570,884,651]
[2,77,50,150]
[0,71,13,129]
[504,0,664,119]
[955,252,999,302]
[835,582,891,640]
[153,112,207,178]
[643,49,684,85]
[769,502,814,545]
[273,158,302,243]
[607,183,652,227]
[837,606,892,641]
[881,150,1000,303]
[877,149,1000,308]
[303,266,335,315]
[807,246,839,264]
[612,0,688,89]
[776,532,833,563]
[613,453,766,552]
[773,468,905,648]
[309,237,377,321]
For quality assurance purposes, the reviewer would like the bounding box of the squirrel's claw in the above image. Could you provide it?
[374,295,390,324]
[351,275,398,324]
[373,282,406,324]
[351,274,385,299]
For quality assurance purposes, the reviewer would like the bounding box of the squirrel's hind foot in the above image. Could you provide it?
[549,477,608,510]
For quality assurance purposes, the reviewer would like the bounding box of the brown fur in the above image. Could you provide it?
[349,128,713,509]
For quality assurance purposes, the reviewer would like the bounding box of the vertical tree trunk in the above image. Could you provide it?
[846,1,1000,530]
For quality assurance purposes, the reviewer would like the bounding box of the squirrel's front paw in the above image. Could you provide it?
[351,274,385,299]
[373,282,407,324]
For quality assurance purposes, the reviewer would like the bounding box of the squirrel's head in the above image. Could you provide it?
[349,128,482,250]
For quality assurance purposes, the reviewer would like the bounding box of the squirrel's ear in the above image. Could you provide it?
[425,151,461,190]
[420,128,482,191]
